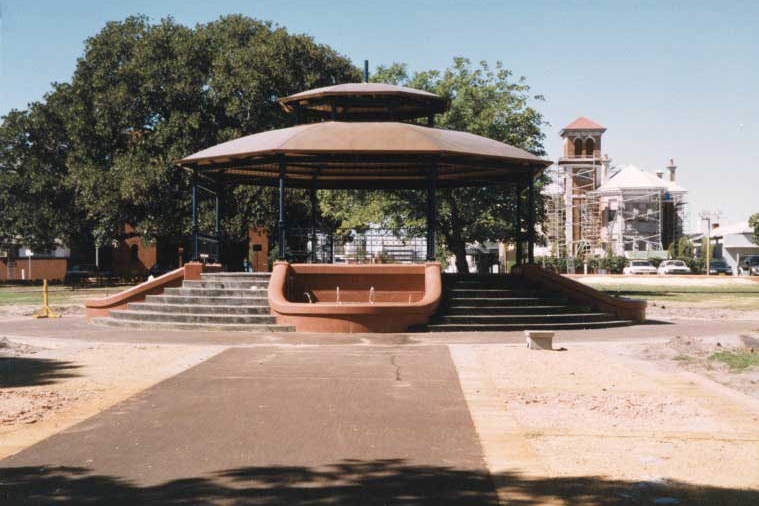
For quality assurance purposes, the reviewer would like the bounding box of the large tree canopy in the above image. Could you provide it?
[0,15,360,252]
[320,58,548,272]
[1,18,548,274]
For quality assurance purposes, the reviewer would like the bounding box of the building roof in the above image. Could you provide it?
[175,121,551,189]
[596,164,686,193]
[710,221,752,238]
[278,82,450,120]
[562,116,606,131]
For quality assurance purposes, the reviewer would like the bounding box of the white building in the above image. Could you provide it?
[699,221,759,274]
[596,164,688,258]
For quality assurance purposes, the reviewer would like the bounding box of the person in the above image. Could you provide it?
[242,258,251,272]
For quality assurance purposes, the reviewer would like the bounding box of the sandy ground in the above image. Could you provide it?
[647,302,759,321]
[0,335,222,459]
[451,339,759,504]
[577,275,758,287]
[0,304,84,319]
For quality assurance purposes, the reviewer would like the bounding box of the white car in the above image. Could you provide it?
[623,260,657,275]
[657,260,692,275]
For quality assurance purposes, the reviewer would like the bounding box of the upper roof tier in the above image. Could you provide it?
[560,116,606,135]
[278,82,450,121]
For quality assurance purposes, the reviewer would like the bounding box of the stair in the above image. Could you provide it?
[93,272,295,332]
[421,274,632,332]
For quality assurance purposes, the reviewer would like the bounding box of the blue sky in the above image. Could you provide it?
[1,0,757,228]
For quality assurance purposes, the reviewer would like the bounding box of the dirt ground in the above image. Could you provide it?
[451,337,759,504]
[0,335,222,459]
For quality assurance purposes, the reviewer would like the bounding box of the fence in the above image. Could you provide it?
[284,228,428,264]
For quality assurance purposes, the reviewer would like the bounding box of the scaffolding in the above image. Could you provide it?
[543,165,688,260]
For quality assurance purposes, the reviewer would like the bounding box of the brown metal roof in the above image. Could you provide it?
[279,83,449,121]
[175,122,550,189]
[560,116,606,133]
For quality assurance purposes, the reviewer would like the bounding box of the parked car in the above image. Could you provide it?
[738,255,759,276]
[623,260,657,275]
[707,258,732,275]
[657,260,692,275]
[64,264,97,283]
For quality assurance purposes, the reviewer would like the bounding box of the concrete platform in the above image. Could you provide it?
[0,346,497,505]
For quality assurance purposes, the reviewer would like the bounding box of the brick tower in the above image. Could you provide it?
[558,117,608,257]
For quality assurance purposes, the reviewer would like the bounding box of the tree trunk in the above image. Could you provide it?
[444,191,469,274]
[451,240,469,274]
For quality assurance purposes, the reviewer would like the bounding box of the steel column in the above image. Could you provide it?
[191,169,199,260]
[278,159,286,260]
[514,183,523,267]
[215,186,222,264]
[426,163,438,261]
[310,180,318,263]
[527,173,535,264]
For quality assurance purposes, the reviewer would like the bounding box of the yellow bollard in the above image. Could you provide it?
[33,279,61,319]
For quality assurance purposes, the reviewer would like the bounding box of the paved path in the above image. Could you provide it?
[3,315,758,346]
[0,345,497,505]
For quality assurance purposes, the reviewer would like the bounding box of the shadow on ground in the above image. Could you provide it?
[0,357,81,388]
[1,459,757,505]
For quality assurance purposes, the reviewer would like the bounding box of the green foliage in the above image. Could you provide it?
[321,58,547,272]
[536,255,629,274]
[0,15,359,249]
[675,237,694,259]
[749,213,759,246]
[709,350,759,371]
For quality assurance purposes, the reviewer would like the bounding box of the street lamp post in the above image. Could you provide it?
[699,210,722,276]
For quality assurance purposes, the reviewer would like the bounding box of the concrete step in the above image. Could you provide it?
[163,287,266,298]
[183,280,269,290]
[128,302,271,315]
[437,313,616,324]
[145,295,268,305]
[93,317,294,332]
[423,320,633,332]
[109,310,277,325]
[447,296,567,306]
[201,272,271,280]
[444,305,591,315]
[447,289,539,298]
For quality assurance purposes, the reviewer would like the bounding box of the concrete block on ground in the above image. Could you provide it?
[525,330,555,350]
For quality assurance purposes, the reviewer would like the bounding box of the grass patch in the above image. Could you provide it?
[673,354,694,362]
[580,283,759,309]
[0,286,130,306]
[708,350,759,371]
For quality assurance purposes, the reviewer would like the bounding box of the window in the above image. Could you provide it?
[573,138,583,156]
[585,138,595,157]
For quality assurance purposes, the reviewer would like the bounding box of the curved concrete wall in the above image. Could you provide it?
[84,262,220,319]
[268,262,442,333]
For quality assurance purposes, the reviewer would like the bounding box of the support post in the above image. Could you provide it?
[426,163,438,262]
[527,173,535,265]
[278,158,286,260]
[293,103,301,126]
[310,179,318,263]
[514,183,523,267]
[191,169,199,260]
[215,186,222,264]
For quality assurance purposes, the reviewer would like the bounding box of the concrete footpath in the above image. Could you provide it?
[0,345,498,505]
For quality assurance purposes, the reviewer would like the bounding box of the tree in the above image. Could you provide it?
[65,15,361,244]
[0,15,360,253]
[749,213,759,246]
[321,59,547,272]
[0,88,83,252]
